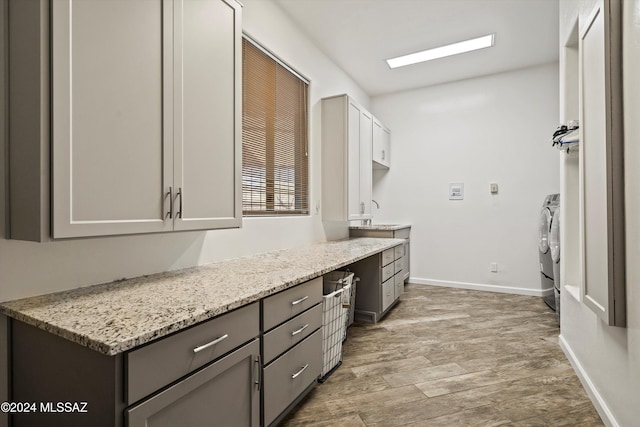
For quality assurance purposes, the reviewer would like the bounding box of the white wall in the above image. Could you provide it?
[558,1,640,426]
[370,63,560,296]
[0,0,368,303]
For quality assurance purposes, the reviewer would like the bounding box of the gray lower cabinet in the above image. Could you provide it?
[9,303,260,427]
[349,226,411,282]
[126,339,260,427]
[349,244,405,323]
[7,279,327,427]
[261,278,323,426]
[263,331,322,426]
[126,302,259,405]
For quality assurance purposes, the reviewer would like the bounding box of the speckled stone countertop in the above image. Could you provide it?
[0,237,404,356]
[349,224,411,231]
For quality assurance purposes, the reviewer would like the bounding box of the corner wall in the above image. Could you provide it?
[557,1,640,426]
[370,63,560,296]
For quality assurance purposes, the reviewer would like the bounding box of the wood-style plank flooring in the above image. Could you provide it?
[281,284,603,426]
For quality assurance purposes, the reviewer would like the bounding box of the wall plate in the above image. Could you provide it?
[449,183,464,200]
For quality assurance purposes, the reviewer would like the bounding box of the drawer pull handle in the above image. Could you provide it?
[193,334,228,354]
[291,296,309,306]
[254,355,262,391]
[291,324,309,336]
[291,364,309,379]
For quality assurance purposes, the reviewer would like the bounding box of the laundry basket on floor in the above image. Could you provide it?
[320,271,354,381]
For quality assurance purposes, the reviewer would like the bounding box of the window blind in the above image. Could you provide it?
[242,37,309,215]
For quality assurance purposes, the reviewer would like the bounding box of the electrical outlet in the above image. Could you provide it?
[490,262,498,272]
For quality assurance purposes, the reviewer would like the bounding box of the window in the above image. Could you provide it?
[242,37,309,216]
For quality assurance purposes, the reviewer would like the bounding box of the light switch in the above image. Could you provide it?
[490,183,498,194]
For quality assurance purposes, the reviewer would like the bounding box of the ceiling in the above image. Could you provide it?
[274,0,559,96]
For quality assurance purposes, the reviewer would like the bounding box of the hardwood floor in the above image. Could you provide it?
[280,284,603,426]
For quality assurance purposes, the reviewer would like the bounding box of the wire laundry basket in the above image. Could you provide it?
[320,270,354,381]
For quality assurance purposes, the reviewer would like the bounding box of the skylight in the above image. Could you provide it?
[386,34,495,69]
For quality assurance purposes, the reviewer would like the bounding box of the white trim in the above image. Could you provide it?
[558,334,619,427]
[409,277,547,297]
[242,32,310,84]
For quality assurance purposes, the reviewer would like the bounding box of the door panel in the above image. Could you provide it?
[127,339,260,427]
[52,0,171,237]
[173,0,242,230]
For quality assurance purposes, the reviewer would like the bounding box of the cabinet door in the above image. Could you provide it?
[127,338,260,427]
[172,0,242,231]
[347,100,363,220]
[359,110,373,219]
[372,119,390,169]
[579,0,625,326]
[52,0,173,238]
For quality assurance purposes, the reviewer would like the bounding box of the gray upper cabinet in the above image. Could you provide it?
[372,118,390,169]
[9,0,242,240]
[172,0,242,232]
[322,95,373,221]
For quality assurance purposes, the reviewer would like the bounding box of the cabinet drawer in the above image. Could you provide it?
[127,338,260,427]
[382,279,395,312]
[382,263,395,283]
[382,248,395,266]
[126,302,259,405]
[394,258,403,272]
[395,272,404,298]
[264,330,322,426]
[263,304,322,364]
[263,278,322,331]
[394,244,405,260]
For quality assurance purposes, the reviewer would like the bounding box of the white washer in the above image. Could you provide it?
[539,194,559,311]
[549,205,561,325]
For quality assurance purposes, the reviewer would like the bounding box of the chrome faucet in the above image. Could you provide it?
[361,200,380,226]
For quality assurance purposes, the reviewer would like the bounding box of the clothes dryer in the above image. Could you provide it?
[539,194,559,310]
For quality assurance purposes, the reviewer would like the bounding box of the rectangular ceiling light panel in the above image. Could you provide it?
[386,34,495,69]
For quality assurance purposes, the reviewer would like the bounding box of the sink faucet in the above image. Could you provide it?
[361,200,380,226]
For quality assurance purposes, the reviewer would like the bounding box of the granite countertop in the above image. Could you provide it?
[349,224,411,231]
[0,237,404,356]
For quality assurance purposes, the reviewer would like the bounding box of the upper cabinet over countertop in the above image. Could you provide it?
[322,94,391,222]
[8,0,242,240]
[372,118,390,170]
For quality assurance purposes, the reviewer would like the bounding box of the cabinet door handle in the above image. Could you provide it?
[291,295,309,306]
[291,324,309,336]
[381,149,385,160]
[360,202,365,214]
[166,187,173,219]
[176,187,183,219]
[254,355,262,391]
[291,364,309,379]
[193,334,228,354]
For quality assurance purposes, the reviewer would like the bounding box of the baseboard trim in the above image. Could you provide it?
[409,277,548,297]
[558,334,619,427]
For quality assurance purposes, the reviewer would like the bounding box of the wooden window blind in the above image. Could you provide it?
[242,37,309,215]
